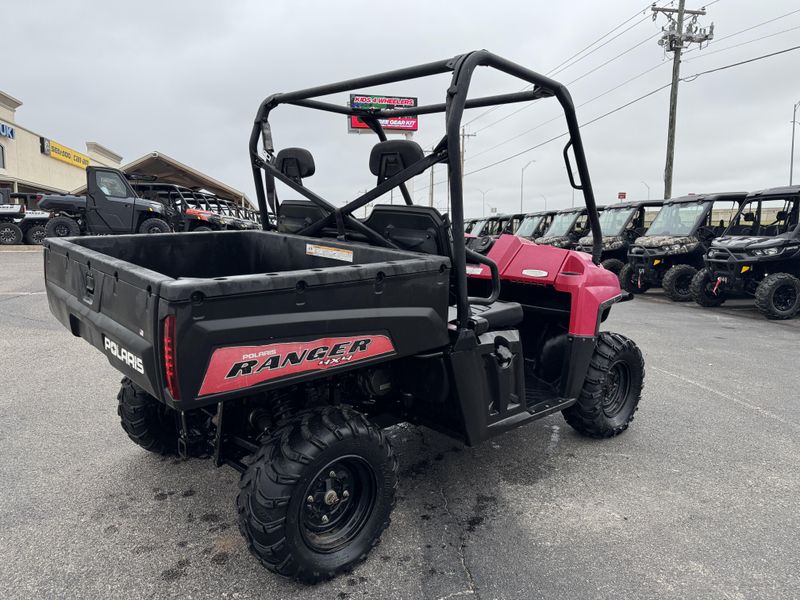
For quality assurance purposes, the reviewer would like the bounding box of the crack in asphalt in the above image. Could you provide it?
[438,485,478,600]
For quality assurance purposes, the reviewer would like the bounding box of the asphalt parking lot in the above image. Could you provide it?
[1,247,799,600]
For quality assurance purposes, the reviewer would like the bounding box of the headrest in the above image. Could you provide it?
[369,140,424,182]
[275,148,315,183]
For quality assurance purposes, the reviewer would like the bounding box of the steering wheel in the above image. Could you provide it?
[471,235,495,254]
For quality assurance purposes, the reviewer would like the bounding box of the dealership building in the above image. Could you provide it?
[0,89,251,207]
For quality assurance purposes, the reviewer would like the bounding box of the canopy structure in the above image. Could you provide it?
[72,151,253,208]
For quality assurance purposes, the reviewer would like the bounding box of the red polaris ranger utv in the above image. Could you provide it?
[43,51,645,582]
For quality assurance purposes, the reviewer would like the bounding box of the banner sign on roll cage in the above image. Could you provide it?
[348,94,418,133]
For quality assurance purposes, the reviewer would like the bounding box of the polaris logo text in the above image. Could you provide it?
[104,337,144,374]
[198,335,396,396]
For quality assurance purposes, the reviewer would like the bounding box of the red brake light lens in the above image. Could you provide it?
[163,315,180,400]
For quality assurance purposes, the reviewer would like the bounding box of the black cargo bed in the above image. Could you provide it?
[44,230,452,406]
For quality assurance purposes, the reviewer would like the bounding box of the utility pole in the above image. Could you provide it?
[460,126,477,177]
[652,1,714,199]
[479,189,491,217]
[790,100,800,186]
[428,145,435,207]
[539,194,547,211]
[641,181,651,200]
[520,160,535,212]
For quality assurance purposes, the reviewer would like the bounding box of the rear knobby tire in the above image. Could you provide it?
[662,264,696,302]
[619,263,649,294]
[563,331,644,438]
[138,218,171,234]
[600,258,625,276]
[24,224,47,245]
[117,377,181,455]
[193,225,212,232]
[237,406,398,583]
[0,222,23,245]
[690,267,726,307]
[45,216,81,238]
[754,273,800,320]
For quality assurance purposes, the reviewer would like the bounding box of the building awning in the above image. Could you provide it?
[72,151,252,207]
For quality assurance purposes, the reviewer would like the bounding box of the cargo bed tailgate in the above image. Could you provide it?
[44,238,172,398]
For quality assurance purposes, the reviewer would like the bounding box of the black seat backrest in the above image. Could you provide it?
[363,205,451,257]
[369,140,424,183]
[275,148,315,185]
[277,200,326,234]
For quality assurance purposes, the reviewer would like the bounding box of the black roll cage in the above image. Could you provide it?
[249,50,603,333]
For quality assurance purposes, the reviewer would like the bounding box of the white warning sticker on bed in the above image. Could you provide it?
[306,243,354,263]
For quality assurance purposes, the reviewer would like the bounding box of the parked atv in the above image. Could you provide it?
[43,51,644,583]
[575,200,662,276]
[515,210,556,241]
[13,193,50,244]
[691,186,800,319]
[621,192,747,301]
[39,167,173,238]
[535,206,598,249]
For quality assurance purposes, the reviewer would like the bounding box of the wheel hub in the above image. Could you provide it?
[601,360,632,418]
[774,284,797,312]
[300,456,376,553]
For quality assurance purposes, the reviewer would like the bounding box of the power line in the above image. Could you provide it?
[416,43,800,195]
[683,7,800,55]
[458,1,667,132]
[683,24,800,63]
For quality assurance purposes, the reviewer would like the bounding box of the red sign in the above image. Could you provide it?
[618,192,627,200]
[349,94,418,132]
[198,335,396,396]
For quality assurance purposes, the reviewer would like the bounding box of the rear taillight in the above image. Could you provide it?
[163,315,180,400]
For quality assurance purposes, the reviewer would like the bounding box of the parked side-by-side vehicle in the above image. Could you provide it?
[620,192,747,301]
[575,200,662,275]
[691,186,800,319]
[43,51,644,583]
[535,206,597,249]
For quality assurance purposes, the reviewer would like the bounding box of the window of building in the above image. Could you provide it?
[0,144,5,169]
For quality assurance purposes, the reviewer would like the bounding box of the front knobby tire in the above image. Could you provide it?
[662,264,697,302]
[754,273,800,320]
[117,377,182,455]
[563,332,645,438]
[237,406,398,583]
[138,218,171,234]
[690,267,726,307]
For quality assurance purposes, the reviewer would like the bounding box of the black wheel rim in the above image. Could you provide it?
[0,227,15,243]
[601,360,632,418]
[54,224,70,237]
[148,226,165,234]
[32,229,46,244]
[676,273,693,295]
[300,456,377,554]
[773,283,798,312]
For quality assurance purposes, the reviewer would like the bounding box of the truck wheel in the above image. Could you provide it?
[690,268,726,307]
[237,406,398,583]
[600,258,625,276]
[193,225,212,232]
[0,223,23,245]
[45,216,80,238]
[24,225,47,245]
[563,331,644,438]
[754,273,800,320]
[138,218,171,234]
[117,377,182,455]
[662,264,696,302]
[619,263,649,294]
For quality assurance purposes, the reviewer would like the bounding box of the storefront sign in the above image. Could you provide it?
[0,122,14,139]
[40,137,90,169]
[348,94,418,132]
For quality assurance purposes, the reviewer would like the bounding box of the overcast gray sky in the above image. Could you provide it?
[5,0,800,217]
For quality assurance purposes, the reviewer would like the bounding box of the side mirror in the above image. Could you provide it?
[776,210,788,221]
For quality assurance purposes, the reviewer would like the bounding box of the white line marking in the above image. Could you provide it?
[653,366,799,431]
[0,291,45,295]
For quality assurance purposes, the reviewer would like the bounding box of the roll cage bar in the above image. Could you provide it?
[249,50,603,333]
